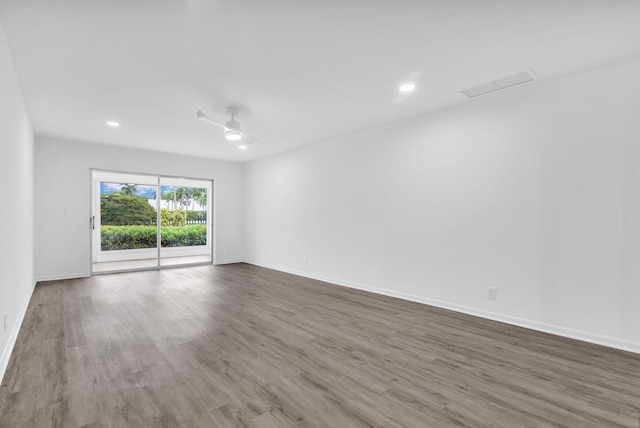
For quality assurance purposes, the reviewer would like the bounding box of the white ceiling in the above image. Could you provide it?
[1,0,640,162]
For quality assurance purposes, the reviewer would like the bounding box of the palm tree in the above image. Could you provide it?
[175,187,194,210]
[120,184,137,196]
[162,190,175,209]
[194,188,207,209]
[187,188,197,210]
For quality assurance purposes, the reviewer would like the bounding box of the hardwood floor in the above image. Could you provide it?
[1,263,639,427]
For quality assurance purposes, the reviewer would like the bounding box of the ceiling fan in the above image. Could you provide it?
[196,106,257,146]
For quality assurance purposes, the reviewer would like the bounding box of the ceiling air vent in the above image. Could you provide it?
[462,70,536,98]
[462,82,500,98]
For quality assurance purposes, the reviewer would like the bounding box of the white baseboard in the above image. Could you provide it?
[0,280,37,385]
[245,260,640,355]
[34,272,90,282]
[215,258,244,265]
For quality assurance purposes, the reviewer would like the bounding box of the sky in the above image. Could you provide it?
[100,182,160,198]
[100,182,208,198]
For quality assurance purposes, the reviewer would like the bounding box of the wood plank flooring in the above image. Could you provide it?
[1,263,639,427]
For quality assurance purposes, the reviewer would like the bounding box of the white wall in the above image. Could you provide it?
[0,23,35,381]
[245,57,640,353]
[34,137,244,280]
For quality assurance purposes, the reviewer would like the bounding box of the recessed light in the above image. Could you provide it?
[238,145,248,150]
[106,121,120,127]
[399,83,416,93]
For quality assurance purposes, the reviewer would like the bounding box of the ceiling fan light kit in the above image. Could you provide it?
[225,130,242,141]
[196,106,257,148]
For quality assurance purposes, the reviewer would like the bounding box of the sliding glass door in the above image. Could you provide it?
[91,170,212,274]
[91,171,159,273]
[159,177,212,267]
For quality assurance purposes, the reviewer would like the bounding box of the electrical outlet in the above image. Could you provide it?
[488,287,497,300]
[3,314,7,331]
[304,258,309,266]
[227,248,231,255]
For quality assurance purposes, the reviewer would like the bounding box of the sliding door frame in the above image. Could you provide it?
[89,168,215,275]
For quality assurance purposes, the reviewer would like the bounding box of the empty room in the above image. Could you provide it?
[1,1,640,427]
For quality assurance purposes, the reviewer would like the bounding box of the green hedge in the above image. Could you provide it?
[101,194,157,225]
[101,225,207,251]
[161,225,207,247]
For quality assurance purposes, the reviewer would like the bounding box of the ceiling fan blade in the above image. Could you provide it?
[198,108,258,144]
[196,109,229,131]
[240,131,258,145]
